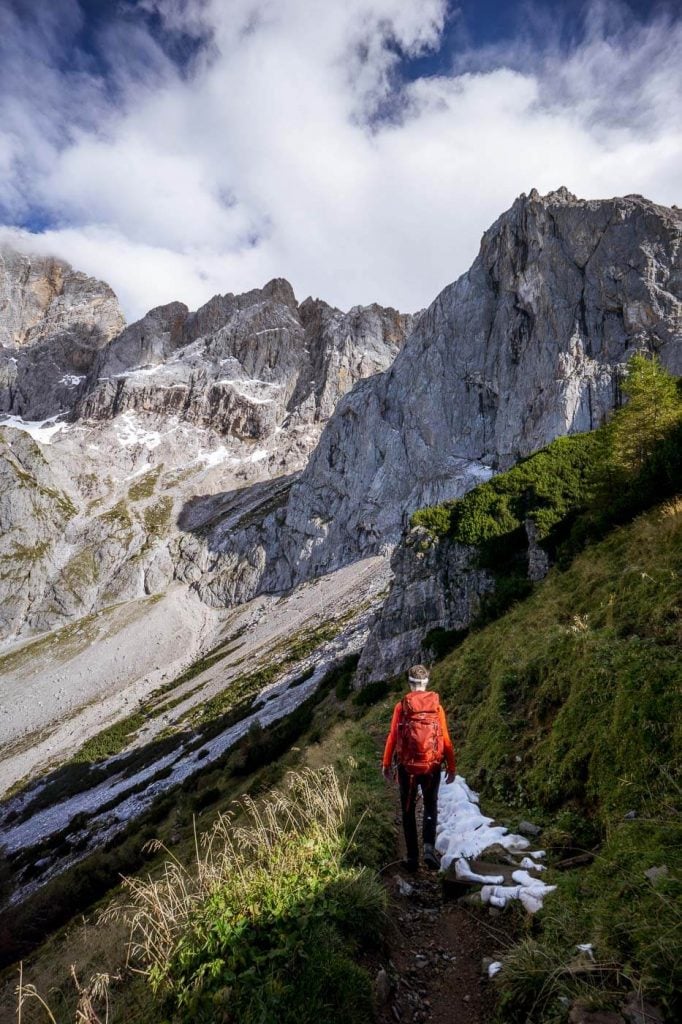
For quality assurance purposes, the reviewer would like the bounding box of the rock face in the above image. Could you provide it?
[355,527,495,683]
[0,189,680,646]
[79,281,415,446]
[189,189,681,605]
[0,245,126,419]
[0,252,413,641]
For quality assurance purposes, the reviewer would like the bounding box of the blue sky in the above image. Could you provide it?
[1,0,680,319]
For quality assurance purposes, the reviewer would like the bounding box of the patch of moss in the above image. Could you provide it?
[0,539,50,563]
[128,466,163,502]
[60,548,99,593]
[99,499,133,530]
[143,496,173,535]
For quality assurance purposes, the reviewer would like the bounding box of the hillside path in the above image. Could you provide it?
[371,785,504,1024]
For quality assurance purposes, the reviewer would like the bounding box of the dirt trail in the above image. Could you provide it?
[373,789,505,1024]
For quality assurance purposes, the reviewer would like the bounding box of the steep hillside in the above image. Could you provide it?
[429,498,681,1021]
[3,492,678,1024]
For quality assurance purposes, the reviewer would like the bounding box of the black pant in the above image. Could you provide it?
[398,765,441,864]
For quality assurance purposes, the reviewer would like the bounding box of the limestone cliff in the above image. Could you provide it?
[0,245,125,420]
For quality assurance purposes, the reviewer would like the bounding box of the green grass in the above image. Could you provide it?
[410,431,598,552]
[69,711,148,764]
[123,767,386,1024]
[1,674,394,1024]
[143,496,173,535]
[98,499,133,531]
[187,616,356,728]
[428,499,682,1020]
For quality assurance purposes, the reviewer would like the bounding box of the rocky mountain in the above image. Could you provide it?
[0,245,125,420]
[0,187,680,646]
[179,188,681,607]
[0,255,413,640]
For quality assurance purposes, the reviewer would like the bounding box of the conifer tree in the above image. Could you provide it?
[607,352,681,476]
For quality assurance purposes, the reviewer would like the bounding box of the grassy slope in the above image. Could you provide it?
[0,681,396,1024]
[430,498,681,1020]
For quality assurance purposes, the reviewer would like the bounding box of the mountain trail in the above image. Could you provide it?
[369,785,503,1024]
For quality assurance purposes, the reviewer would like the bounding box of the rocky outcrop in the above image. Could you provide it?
[355,527,495,683]
[0,245,125,420]
[355,514,560,683]
[78,281,415,443]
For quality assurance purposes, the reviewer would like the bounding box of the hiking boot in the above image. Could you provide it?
[423,844,440,871]
[401,858,419,874]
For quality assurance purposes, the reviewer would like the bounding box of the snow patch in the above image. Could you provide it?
[112,364,164,378]
[59,374,85,387]
[195,446,268,467]
[197,446,230,467]
[0,415,69,444]
[436,776,555,913]
[487,961,503,978]
[115,412,162,449]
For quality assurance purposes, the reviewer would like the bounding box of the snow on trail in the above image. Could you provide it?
[436,775,555,913]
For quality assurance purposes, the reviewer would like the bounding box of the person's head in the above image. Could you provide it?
[408,664,430,692]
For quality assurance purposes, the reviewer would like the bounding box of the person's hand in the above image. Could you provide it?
[382,765,392,781]
[445,771,456,784]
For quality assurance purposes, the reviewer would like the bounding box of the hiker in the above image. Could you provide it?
[382,664,456,872]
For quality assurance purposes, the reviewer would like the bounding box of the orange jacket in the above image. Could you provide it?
[382,695,456,774]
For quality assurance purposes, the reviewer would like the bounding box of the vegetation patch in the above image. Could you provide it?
[428,499,681,1020]
[128,465,163,502]
[98,499,133,531]
[143,495,173,535]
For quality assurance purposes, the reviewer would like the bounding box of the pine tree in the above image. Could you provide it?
[607,353,681,476]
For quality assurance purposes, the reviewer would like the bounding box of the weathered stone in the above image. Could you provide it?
[518,821,542,837]
[374,967,391,1006]
[356,528,494,682]
[643,865,669,883]
[568,1001,625,1024]
[621,995,664,1024]
[526,519,550,581]
[0,245,125,420]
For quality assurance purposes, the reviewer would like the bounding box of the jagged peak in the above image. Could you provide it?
[260,277,298,308]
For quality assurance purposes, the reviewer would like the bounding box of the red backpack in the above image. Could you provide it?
[397,691,444,775]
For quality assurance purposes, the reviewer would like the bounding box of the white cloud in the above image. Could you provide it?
[0,0,680,321]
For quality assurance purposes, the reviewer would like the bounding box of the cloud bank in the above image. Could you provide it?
[1,0,680,320]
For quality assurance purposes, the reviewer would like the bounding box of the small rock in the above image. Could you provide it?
[463,994,471,1002]
[374,968,391,1006]
[518,820,542,837]
[396,875,415,897]
[623,810,638,820]
[622,995,664,1024]
[643,865,668,883]
[568,1001,625,1024]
